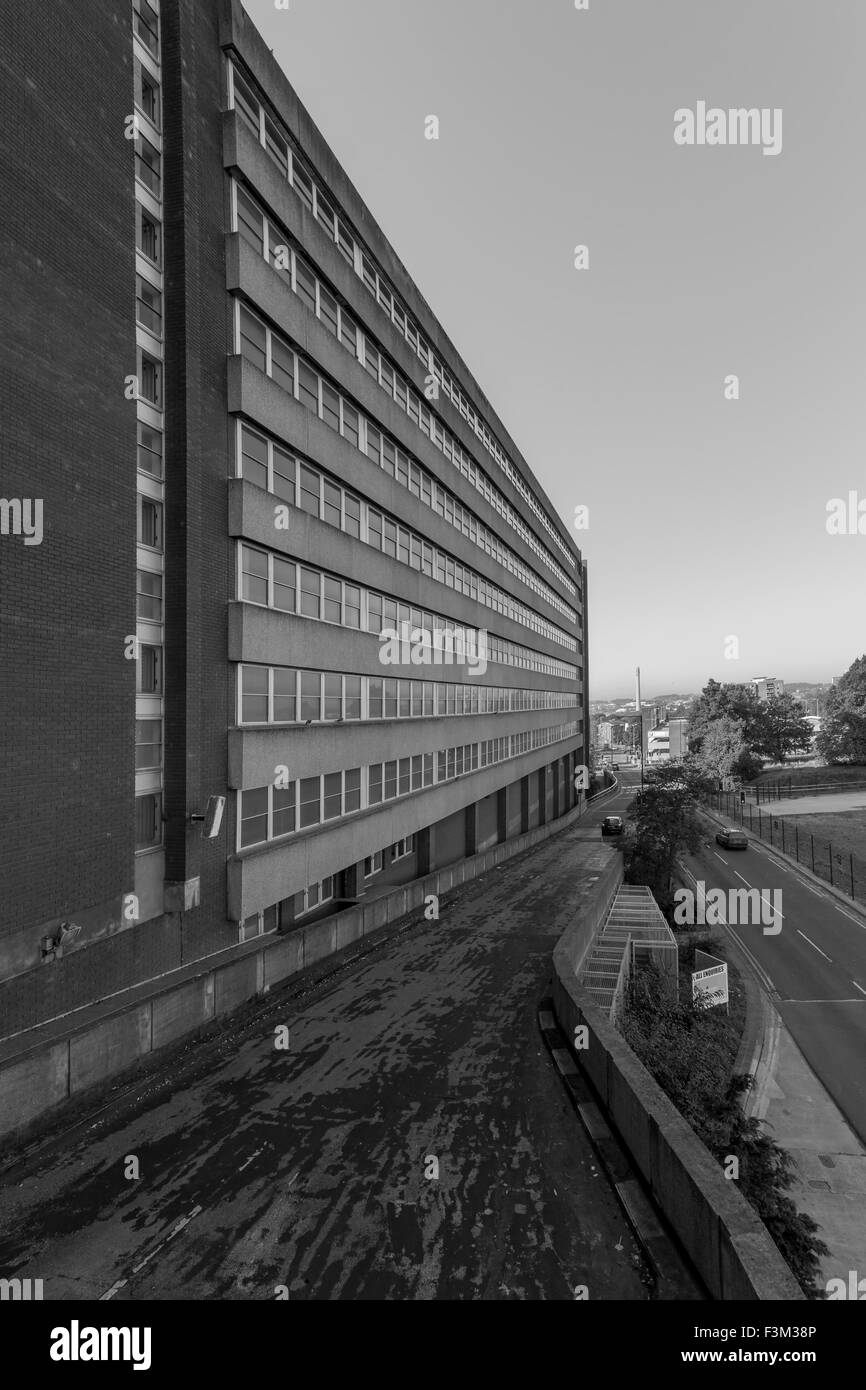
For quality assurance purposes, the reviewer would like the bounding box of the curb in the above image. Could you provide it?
[537,1000,703,1299]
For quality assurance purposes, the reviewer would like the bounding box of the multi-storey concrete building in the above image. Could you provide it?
[0,0,588,1066]
[750,676,784,702]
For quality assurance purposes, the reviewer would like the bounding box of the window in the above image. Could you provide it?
[323,478,342,528]
[345,676,361,721]
[241,545,268,605]
[341,403,359,448]
[340,309,357,354]
[137,643,162,694]
[298,360,318,413]
[241,665,269,723]
[364,851,383,878]
[368,765,382,805]
[345,585,361,629]
[135,718,162,770]
[273,668,297,722]
[323,772,342,820]
[294,255,316,312]
[299,776,321,828]
[232,66,261,137]
[134,131,161,196]
[240,426,268,489]
[139,352,162,406]
[392,835,415,862]
[321,382,340,433]
[316,192,336,239]
[133,0,159,56]
[319,286,338,337]
[398,758,411,796]
[299,463,320,517]
[324,673,342,721]
[292,159,313,211]
[136,206,161,266]
[138,496,162,549]
[135,792,162,850]
[137,422,163,477]
[273,556,295,613]
[236,185,265,257]
[271,338,294,395]
[300,671,321,722]
[369,678,383,720]
[384,761,397,800]
[273,785,295,838]
[134,58,160,127]
[136,274,162,336]
[264,113,288,178]
[344,494,360,539]
[323,576,342,624]
[239,306,267,372]
[272,444,294,503]
[136,568,162,622]
[240,787,268,848]
[338,223,355,265]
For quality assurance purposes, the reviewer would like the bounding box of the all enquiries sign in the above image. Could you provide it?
[691,949,729,1009]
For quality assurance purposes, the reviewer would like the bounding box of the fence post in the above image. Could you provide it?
[749,804,753,830]
[851,854,855,900]
[782,820,786,855]
[795,822,799,864]
[811,834,815,874]
[829,845,834,887]
[769,816,773,847]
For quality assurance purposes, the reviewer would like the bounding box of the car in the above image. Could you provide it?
[602,815,624,836]
[716,827,748,850]
[611,762,620,770]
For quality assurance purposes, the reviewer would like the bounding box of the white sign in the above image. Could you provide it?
[692,963,729,1008]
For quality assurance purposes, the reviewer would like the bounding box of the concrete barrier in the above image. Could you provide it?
[551,879,804,1300]
[0,800,590,1144]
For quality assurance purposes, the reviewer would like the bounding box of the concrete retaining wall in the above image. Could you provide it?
[551,879,804,1300]
[0,801,586,1145]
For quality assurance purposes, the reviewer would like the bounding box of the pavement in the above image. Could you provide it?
[0,814,699,1302]
[683,804,866,1288]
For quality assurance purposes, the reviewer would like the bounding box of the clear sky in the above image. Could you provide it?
[240,0,865,699]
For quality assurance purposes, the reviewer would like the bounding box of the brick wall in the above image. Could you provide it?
[0,2,137,1004]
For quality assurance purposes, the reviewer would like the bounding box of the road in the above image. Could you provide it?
[680,819,866,1147]
[0,817,697,1302]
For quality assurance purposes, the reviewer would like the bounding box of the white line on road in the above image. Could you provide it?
[734,871,753,887]
[853,982,866,997]
[796,930,833,963]
[714,853,727,863]
[833,904,865,927]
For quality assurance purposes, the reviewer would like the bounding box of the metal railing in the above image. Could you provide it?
[710,791,866,906]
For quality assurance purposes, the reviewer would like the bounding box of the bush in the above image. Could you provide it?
[622,968,828,1296]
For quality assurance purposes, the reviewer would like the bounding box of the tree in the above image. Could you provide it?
[817,656,866,764]
[694,716,748,782]
[751,693,814,766]
[688,680,764,753]
[624,779,704,916]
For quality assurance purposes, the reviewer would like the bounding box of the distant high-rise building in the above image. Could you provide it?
[750,677,784,702]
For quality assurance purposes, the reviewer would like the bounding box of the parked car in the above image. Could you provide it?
[602,815,624,836]
[716,827,748,850]
[611,762,620,770]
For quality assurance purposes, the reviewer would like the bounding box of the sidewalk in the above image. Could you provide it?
[698,804,866,1286]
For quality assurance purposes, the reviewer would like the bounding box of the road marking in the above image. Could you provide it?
[833,904,865,927]
[98,1203,203,1300]
[796,930,833,963]
[734,871,753,887]
[853,981,866,997]
[726,924,777,995]
[714,852,727,864]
